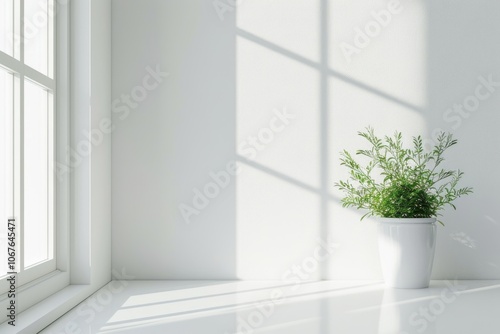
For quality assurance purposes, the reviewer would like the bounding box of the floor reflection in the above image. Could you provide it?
[41,280,500,334]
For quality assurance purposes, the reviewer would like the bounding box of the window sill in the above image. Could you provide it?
[0,276,109,333]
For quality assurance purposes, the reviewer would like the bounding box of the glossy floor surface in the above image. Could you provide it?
[41,280,500,334]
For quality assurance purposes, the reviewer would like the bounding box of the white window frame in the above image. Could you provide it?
[0,0,70,314]
[0,1,112,331]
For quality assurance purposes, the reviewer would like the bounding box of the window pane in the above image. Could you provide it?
[0,0,14,56]
[24,79,50,268]
[24,0,50,75]
[0,69,14,277]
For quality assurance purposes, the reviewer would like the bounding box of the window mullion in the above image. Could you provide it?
[13,73,23,275]
[48,0,54,78]
[19,0,23,63]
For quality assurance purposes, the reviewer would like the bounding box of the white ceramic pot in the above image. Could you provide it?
[377,218,437,289]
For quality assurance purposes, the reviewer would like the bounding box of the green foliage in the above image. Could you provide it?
[334,127,473,225]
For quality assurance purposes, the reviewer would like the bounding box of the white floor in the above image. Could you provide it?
[40,280,500,334]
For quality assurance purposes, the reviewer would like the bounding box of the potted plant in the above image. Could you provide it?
[335,128,472,288]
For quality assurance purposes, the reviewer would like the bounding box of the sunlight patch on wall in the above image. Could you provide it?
[327,0,429,277]
[330,0,428,108]
[237,0,320,63]
[236,164,321,279]
[325,201,382,279]
[236,36,320,189]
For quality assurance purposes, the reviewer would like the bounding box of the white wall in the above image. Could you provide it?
[112,0,500,279]
[112,0,237,278]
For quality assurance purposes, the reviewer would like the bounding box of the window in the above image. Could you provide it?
[0,0,56,292]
